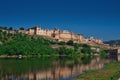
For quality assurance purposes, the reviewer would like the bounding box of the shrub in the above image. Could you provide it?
[58,41,66,45]
[66,40,74,46]
[100,50,106,59]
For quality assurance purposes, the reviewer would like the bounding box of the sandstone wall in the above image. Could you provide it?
[28,29,35,35]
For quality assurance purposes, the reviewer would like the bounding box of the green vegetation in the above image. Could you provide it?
[81,44,93,54]
[58,46,74,55]
[0,57,57,76]
[0,27,104,56]
[76,62,120,80]
[100,50,106,59]
[0,56,90,77]
[66,40,74,45]
[81,55,92,64]
[0,30,57,56]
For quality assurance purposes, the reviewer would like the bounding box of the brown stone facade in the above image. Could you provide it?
[26,26,103,45]
[2,26,103,45]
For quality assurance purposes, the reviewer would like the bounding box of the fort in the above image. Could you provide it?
[2,26,106,46]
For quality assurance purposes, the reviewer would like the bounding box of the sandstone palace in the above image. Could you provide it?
[2,26,104,46]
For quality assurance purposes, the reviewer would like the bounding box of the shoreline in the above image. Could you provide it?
[76,62,120,80]
[0,55,74,58]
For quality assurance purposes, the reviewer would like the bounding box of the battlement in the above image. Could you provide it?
[1,26,103,45]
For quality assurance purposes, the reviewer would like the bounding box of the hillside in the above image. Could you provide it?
[0,30,58,56]
[0,27,105,57]
[104,40,120,46]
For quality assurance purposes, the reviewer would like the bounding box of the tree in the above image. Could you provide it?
[19,27,24,30]
[66,48,74,55]
[0,26,7,30]
[82,44,90,48]
[67,40,74,45]
[58,41,66,45]
[81,56,91,64]
[58,46,67,55]
[74,43,79,51]
[100,50,106,59]
[8,27,13,30]
[0,33,58,56]
[81,47,92,54]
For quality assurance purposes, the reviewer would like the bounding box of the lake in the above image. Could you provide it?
[0,56,116,80]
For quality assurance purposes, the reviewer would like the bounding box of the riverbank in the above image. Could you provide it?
[76,62,120,80]
[0,54,79,58]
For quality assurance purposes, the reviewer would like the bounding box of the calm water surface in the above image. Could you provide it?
[0,56,116,80]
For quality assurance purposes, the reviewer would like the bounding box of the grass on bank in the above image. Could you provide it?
[76,62,120,80]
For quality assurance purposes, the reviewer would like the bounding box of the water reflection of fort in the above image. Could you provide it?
[0,57,107,80]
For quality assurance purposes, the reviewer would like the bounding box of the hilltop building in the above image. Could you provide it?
[1,26,103,45]
[18,26,103,45]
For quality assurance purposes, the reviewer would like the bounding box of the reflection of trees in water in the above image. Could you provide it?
[81,56,92,64]
[0,56,108,80]
[51,61,59,80]
[0,58,54,78]
[67,62,74,77]
[59,57,66,68]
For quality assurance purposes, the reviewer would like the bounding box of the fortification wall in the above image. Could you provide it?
[28,29,35,35]
[2,26,103,45]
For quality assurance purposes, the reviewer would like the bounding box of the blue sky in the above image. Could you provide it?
[0,0,120,41]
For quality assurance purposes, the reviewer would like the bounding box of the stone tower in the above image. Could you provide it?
[52,28,60,40]
[35,26,41,35]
